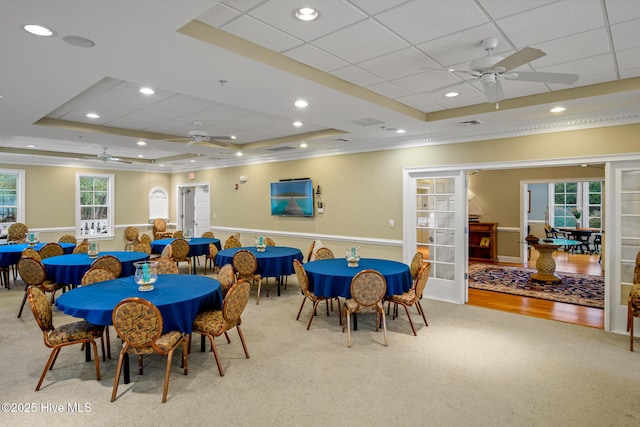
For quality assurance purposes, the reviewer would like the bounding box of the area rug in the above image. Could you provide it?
[468,263,604,309]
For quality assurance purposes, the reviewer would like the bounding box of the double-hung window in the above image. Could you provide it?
[0,169,25,230]
[76,173,114,238]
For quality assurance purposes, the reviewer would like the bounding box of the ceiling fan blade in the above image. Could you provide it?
[198,139,231,148]
[492,47,546,72]
[482,79,504,103]
[509,71,579,84]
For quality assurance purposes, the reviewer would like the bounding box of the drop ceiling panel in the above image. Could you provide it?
[358,48,439,81]
[196,4,241,27]
[611,18,640,51]
[284,44,350,72]
[605,0,640,24]
[531,29,612,68]
[221,15,303,52]
[617,47,640,71]
[475,0,559,20]
[330,66,385,87]
[347,0,409,16]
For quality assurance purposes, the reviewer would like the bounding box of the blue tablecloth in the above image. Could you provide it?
[55,274,222,333]
[304,258,413,298]
[216,246,303,278]
[42,251,149,286]
[0,242,75,267]
[151,237,221,257]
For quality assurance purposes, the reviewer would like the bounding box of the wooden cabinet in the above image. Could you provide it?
[469,222,498,263]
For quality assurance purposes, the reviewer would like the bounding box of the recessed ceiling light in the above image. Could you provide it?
[293,121,303,127]
[22,24,54,37]
[26,145,36,148]
[137,154,144,158]
[230,135,237,140]
[294,99,308,108]
[136,141,146,146]
[139,87,155,95]
[159,164,165,167]
[189,159,196,163]
[445,92,459,97]
[299,142,308,148]
[295,7,319,21]
[396,129,406,134]
[550,106,566,113]
[236,151,243,157]
[85,113,100,119]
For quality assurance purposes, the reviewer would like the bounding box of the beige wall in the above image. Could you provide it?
[0,122,637,256]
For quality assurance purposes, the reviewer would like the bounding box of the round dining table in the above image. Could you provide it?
[216,246,303,296]
[42,251,149,287]
[0,242,75,289]
[151,237,221,273]
[304,258,413,298]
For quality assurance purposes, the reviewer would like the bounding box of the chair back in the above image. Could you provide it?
[21,247,41,261]
[634,251,640,284]
[91,255,123,278]
[156,257,179,275]
[140,233,152,244]
[170,238,190,262]
[73,243,89,254]
[112,297,163,351]
[201,231,215,238]
[153,218,167,233]
[38,242,64,259]
[132,241,151,254]
[124,226,139,242]
[409,252,424,281]
[27,286,54,332]
[350,269,386,308]
[160,244,172,258]
[293,259,311,296]
[18,257,47,287]
[172,230,183,239]
[233,250,257,278]
[222,279,251,328]
[224,235,242,249]
[217,264,235,296]
[265,237,276,246]
[8,222,28,242]
[208,243,219,259]
[306,241,315,263]
[81,268,116,285]
[58,234,77,245]
[314,247,334,260]
[414,263,431,300]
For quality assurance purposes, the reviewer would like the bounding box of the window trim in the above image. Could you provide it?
[75,172,114,239]
[549,180,603,228]
[0,168,25,226]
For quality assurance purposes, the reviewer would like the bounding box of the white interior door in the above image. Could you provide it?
[194,185,210,237]
[405,170,467,304]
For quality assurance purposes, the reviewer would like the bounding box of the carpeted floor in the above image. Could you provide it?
[468,263,604,309]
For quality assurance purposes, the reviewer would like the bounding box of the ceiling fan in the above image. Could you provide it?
[165,120,235,147]
[425,38,579,104]
[85,147,133,164]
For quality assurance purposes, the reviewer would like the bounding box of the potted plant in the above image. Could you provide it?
[571,208,582,228]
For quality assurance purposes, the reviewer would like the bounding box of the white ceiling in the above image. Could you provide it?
[1,0,639,171]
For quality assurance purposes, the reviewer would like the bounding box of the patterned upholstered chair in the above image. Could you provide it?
[21,247,41,261]
[223,235,242,249]
[139,233,152,245]
[17,256,66,317]
[38,242,64,259]
[314,247,335,261]
[409,251,424,282]
[265,237,276,246]
[201,231,215,238]
[124,226,139,250]
[58,234,77,245]
[156,257,179,275]
[205,243,219,275]
[385,262,431,336]
[81,268,116,358]
[306,240,316,263]
[73,243,89,254]
[152,218,173,240]
[342,269,388,348]
[132,241,151,255]
[626,251,640,351]
[172,230,183,239]
[111,297,188,403]
[91,255,122,278]
[27,287,104,391]
[294,259,341,330]
[170,238,191,272]
[233,250,263,304]
[217,264,235,297]
[8,222,28,243]
[191,280,251,376]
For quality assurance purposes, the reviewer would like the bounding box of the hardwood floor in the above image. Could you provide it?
[467,250,604,328]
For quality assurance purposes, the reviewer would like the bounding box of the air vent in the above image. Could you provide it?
[266,146,296,152]
[351,118,384,127]
[455,120,483,126]
[334,138,352,142]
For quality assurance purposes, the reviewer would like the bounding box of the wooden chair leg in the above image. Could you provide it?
[162,350,174,403]
[296,297,307,320]
[236,325,250,359]
[416,301,428,326]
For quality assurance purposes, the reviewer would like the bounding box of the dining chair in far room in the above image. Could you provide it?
[8,222,28,243]
[81,268,116,359]
[201,231,215,238]
[233,250,263,304]
[626,251,640,351]
[293,259,340,330]
[27,287,104,391]
[306,240,315,263]
[17,256,66,317]
[409,251,424,282]
[156,257,179,275]
[342,269,388,348]
[132,241,152,255]
[314,247,335,261]
[385,262,431,336]
[170,238,191,273]
[152,218,173,240]
[191,279,251,377]
[265,237,276,246]
[124,226,139,251]
[38,242,64,259]
[172,230,183,239]
[205,243,219,275]
[223,235,242,249]
[73,242,89,254]
[21,247,41,261]
[140,233,152,245]
[111,297,188,403]
[91,254,123,278]
[58,234,77,245]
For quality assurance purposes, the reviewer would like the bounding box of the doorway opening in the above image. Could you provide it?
[177,183,210,237]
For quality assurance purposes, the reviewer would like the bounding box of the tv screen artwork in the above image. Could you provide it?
[270,179,314,217]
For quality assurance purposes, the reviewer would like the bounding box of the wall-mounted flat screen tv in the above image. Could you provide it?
[270,179,314,217]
